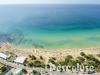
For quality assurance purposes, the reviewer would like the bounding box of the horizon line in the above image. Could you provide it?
[0,3,100,5]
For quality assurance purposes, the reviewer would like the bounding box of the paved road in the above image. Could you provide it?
[0,58,100,75]
[0,58,76,75]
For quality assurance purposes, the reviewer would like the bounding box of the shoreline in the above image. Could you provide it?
[0,42,100,64]
[1,42,100,54]
[1,42,100,75]
[5,42,100,51]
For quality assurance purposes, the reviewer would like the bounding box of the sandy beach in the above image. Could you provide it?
[0,43,100,64]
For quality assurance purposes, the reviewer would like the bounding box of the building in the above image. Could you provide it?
[5,71,13,75]
[0,53,10,59]
[14,56,26,64]
[14,68,22,75]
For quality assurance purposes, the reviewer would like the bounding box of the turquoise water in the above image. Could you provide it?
[0,4,100,50]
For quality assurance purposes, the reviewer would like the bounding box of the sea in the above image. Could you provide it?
[0,4,100,50]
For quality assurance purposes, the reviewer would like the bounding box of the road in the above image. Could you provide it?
[0,58,100,75]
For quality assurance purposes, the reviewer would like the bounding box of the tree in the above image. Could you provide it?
[71,60,77,66]
[41,64,45,68]
[76,60,81,64]
[31,55,36,60]
[22,68,27,74]
[80,52,85,56]
[67,55,73,59]
[65,58,70,63]
[55,62,59,66]
[29,54,31,58]
[52,57,56,60]
[46,64,50,69]
[32,70,37,74]
[33,60,41,67]
[34,60,41,63]
[40,56,43,60]
[28,62,34,67]
[60,61,66,66]
[77,57,85,62]
[49,59,55,64]
[0,66,7,72]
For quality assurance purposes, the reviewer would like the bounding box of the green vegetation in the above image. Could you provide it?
[40,56,43,60]
[60,55,73,66]
[77,57,85,62]
[8,56,15,61]
[7,51,16,61]
[27,52,100,71]
[46,64,50,69]
[0,66,7,72]
[28,62,34,67]
[41,64,45,68]
[22,68,27,74]
[47,53,100,70]
[51,57,56,60]
[33,61,41,67]
[67,55,73,59]
[71,60,81,66]
[80,52,100,68]
[29,55,36,60]
[32,70,37,74]
[28,60,45,68]
[80,52,86,56]
[49,59,55,64]
[32,70,41,75]
[31,55,36,60]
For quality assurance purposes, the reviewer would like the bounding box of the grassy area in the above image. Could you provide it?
[0,63,6,74]
[7,51,16,61]
[8,56,15,61]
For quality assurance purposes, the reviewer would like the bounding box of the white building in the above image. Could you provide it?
[14,68,22,75]
[14,56,26,64]
[0,53,10,59]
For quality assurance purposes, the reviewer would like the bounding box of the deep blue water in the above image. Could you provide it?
[0,4,100,49]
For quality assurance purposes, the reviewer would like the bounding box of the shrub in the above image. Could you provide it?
[40,56,43,60]
[0,66,7,72]
[77,57,85,62]
[22,68,27,74]
[80,52,85,56]
[28,62,34,67]
[31,55,36,60]
[46,64,50,69]
[41,64,45,68]
[67,55,73,59]
[32,70,37,74]
[52,57,56,60]
[49,59,55,64]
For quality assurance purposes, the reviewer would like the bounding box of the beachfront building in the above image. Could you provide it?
[14,68,22,75]
[0,53,11,59]
[14,56,26,64]
[5,71,13,75]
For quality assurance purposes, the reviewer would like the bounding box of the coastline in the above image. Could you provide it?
[0,42,100,64]
[1,42,100,75]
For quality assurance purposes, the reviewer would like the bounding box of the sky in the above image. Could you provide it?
[0,0,100,4]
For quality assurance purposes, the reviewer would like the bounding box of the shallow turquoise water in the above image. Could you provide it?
[0,4,100,49]
[6,71,13,75]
